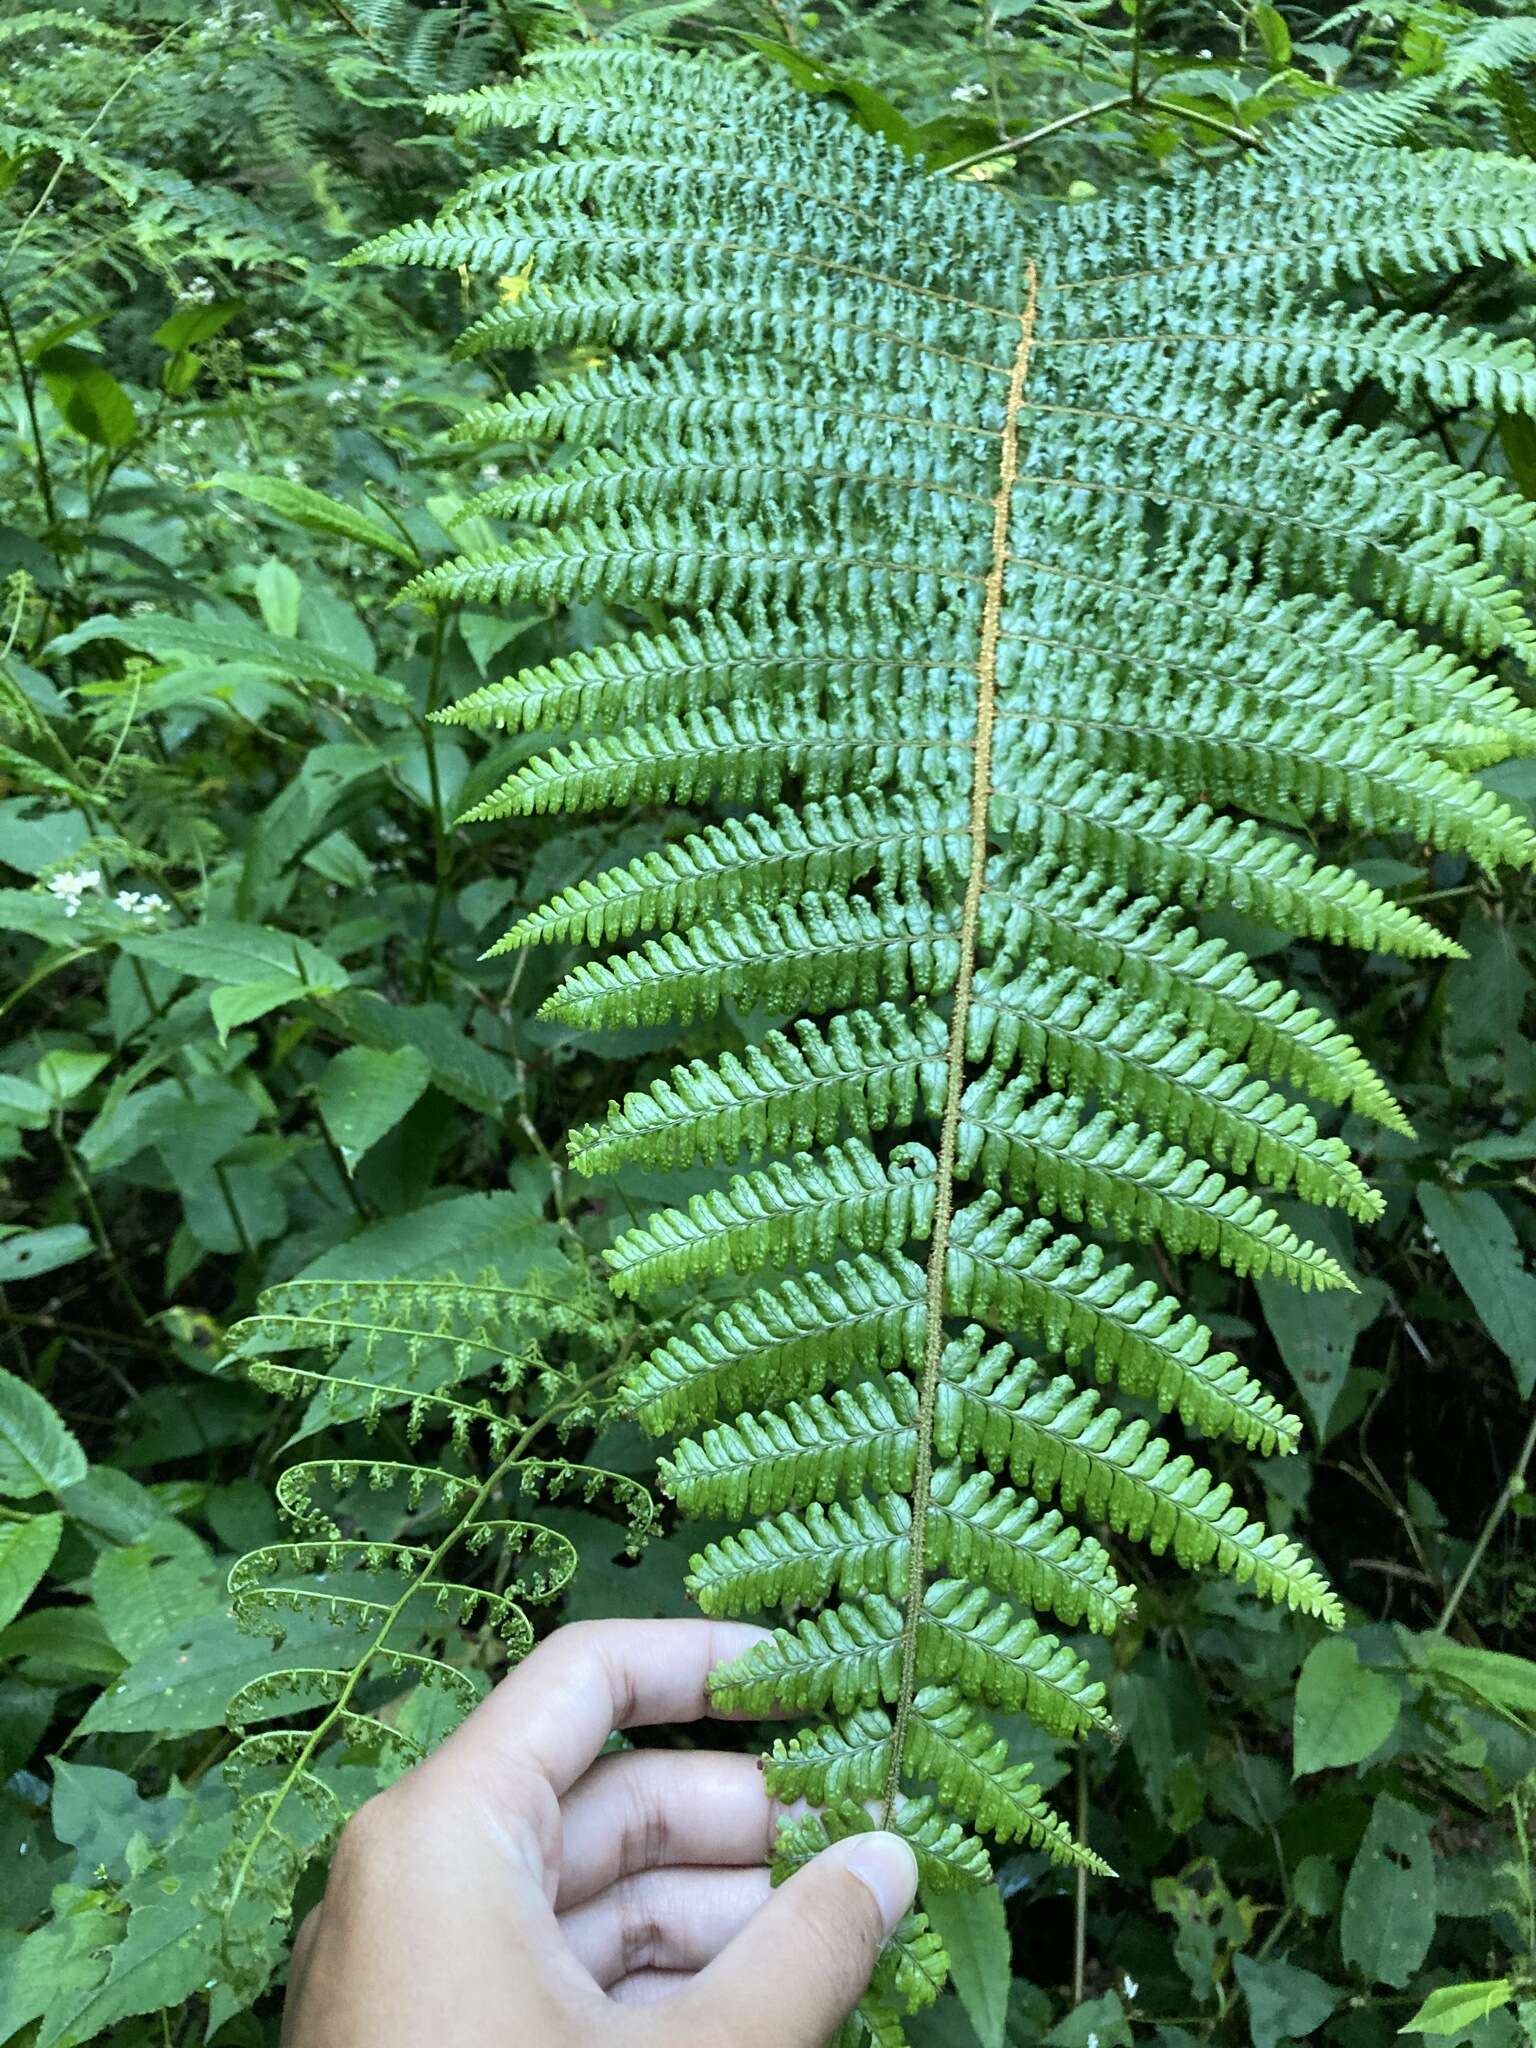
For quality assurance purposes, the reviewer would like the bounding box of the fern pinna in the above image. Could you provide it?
[362,43,1536,2027]
[214,1270,652,1998]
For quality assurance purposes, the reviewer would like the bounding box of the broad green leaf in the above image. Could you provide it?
[0,1514,62,1632]
[213,470,419,564]
[0,1225,93,1284]
[59,1465,160,1545]
[1234,1954,1339,2048]
[741,36,932,157]
[35,1050,110,1104]
[210,977,326,1043]
[1400,1982,1514,2037]
[328,991,517,1112]
[0,1075,51,1130]
[1294,1638,1400,1775]
[1254,3,1292,64]
[1256,1208,1387,1438]
[1341,1795,1436,1988]
[0,1368,87,1498]
[36,345,137,449]
[925,1882,1010,2048]
[1420,1639,1536,1723]
[1501,413,1536,499]
[38,1890,217,2048]
[122,919,350,993]
[90,1521,220,1662]
[0,1604,123,1681]
[315,1044,432,1167]
[47,612,409,708]
[254,558,302,638]
[152,299,243,351]
[1417,1185,1536,1397]
[77,1605,361,1736]
[50,1763,187,1882]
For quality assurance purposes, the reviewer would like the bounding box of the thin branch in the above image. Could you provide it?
[1437,1404,1536,1636]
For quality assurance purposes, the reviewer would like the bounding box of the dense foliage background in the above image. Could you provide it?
[1,2,1534,2044]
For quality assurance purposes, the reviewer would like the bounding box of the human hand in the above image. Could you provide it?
[281,1618,920,2048]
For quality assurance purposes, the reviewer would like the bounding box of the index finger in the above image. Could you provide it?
[435,1618,773,1798]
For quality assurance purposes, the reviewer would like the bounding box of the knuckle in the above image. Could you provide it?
[618,1893,666,1977]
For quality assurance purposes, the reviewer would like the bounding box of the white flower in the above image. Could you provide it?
[47,868,101,917]
[950,81,988,102]
[1088,2033,1099,2048]
[113,890,165,919]
[1123,1976,1139,2001]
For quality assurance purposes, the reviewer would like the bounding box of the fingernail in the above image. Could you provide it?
[832,1832,919,1936]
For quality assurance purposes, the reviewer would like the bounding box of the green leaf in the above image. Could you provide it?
[315,1044,433,1167]
[328,991,517,1113]
[739,37,932,158]
[1254,3,1292,64]
[0,1368,87,1498]
[924,1883,1011,2048]
[1500,413,1536,499]
[39,1889,218,2048]
[1419,1639,1536,1723]
[122,919,350,993]
[209,977,328,1043]
[152,299,243,351]
[90,1521,219,1662]
[1294,1638,1401,1775]
[1341,1795,1437,1988]
[36,345,137,449]
[46,612,410,708]
[1256,1208,1387,1439]
[0,1604,124,1681]
[254,558,302,638]
[1400,1983,1515,2037]
[213,471,419,565]
[76,1605,361,1737]
[35,1051,110,1105]
[1234,1954,1340,2048]
[0,1514,62,1632]
[1417,1185,1536,1397]
[0,1225,93,1284]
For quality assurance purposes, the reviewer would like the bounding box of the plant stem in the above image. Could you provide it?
[941,82,1259,177]
[1436,1404,1536,1635]
[880,269,1040,1828]
[417,613,454,998]
[944,94,1135,174]
[0,285,60,540]
[54,1123,153,1332]
[1073,1746,1089,2004]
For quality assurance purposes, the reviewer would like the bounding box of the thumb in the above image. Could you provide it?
[664,1831,919,2048]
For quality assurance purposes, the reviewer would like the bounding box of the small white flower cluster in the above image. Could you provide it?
[1123,1975,1139,2001]
[114,890,167,920]
[182,275,217,306]
[478,463,505,485]
[46,868,101,916]
[950,81,988,102]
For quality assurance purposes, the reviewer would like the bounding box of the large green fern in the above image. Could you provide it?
[360,40,1536,2024]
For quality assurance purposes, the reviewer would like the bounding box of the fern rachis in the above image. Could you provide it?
[360,48,1536,2038]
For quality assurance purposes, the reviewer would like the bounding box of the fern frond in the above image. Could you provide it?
[373,43,1536,1920]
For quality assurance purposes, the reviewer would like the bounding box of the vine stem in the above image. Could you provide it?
[880,266,1040,1827]
[1435,1403,1536,1636]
